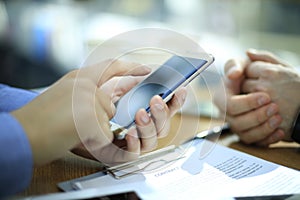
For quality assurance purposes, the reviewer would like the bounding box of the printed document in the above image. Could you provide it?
[72,139,300,199]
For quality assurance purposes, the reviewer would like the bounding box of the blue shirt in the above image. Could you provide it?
[0,84,37,198]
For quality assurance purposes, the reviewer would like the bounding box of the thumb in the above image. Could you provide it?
[224,58,248,80]
[247,48,290,67]
[223,58,250,96]
[80,59,152,87]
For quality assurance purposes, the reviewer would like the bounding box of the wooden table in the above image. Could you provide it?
[17,113,300,198]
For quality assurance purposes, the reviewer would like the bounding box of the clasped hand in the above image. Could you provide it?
[214,49,300,146]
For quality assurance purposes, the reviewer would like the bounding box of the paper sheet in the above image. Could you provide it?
[73,139,300,200]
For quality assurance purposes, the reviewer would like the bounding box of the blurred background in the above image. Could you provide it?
[0,0,300,89]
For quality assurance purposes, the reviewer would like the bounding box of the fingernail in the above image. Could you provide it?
[257,96,269,106]
[142,66,152,73]
[227,66,239,76]
[269,117,280,129]
[140,112,150,124]
[180,91,187,105]
[271,130,284,143]
[275,130,284,140]
[267,104,277,117]
[153,103,164,111]
[248,48,258,54]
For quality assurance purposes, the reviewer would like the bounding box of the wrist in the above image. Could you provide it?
[11,109,40,165]
[291,108,300,143]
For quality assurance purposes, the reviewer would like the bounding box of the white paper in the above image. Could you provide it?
[74,139,300,200]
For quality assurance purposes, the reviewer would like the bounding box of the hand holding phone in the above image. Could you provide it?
[111,54,214,139]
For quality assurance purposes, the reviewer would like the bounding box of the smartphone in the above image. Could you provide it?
[111,54,214,139]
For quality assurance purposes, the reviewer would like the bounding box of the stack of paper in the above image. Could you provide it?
[56,139,300,200]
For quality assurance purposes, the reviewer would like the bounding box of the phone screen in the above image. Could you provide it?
[111,55,209,129]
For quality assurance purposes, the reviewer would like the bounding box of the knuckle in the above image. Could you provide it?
[261,67,279,79]
[239,134,253,145]
[142,139,157,152]
[246,95,257,109]
[104,58,119,69]
[66,69,79,78]
[137,124,156,139]
[227,120,240,133]
[226,102,237,115]
[255,109,268,124]
[264,51,276,59]
[105,58,116,64]
[239,128,262,145]
[224,59,237,73]
[260,122,275,136]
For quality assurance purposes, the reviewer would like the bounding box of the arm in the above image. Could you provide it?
[0,84,37,198]
[0,114,33,198]
[0,60,186,197]
[12,59,186,166]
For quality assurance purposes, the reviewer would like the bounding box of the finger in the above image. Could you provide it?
[238,114,282,144]
[81,59,151,87]
[135,109,158,152]
[96,89,116,119]
[76,97,113,145]
[227,103,279,133]
[109,76,145,99]
[103,128,140,164]
[226,92,271,116]
[98,60,151,86]
[247,49,290,67]
[224,58,248,80]
[255,129,285,147]
[116,76,144,94]
[166,87,187,117]
[125,128,140,155]
[149,95,171,138]
[71,142,96,161]
[242,79,267,94]
[87,129,140,165]
[245,61,280,79]
[92,141,139,165]
[223,58,249,95]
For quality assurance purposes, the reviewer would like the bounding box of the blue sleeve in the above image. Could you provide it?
[0,113,33,198]
[0,84,38,198]
[0,84,37,112]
